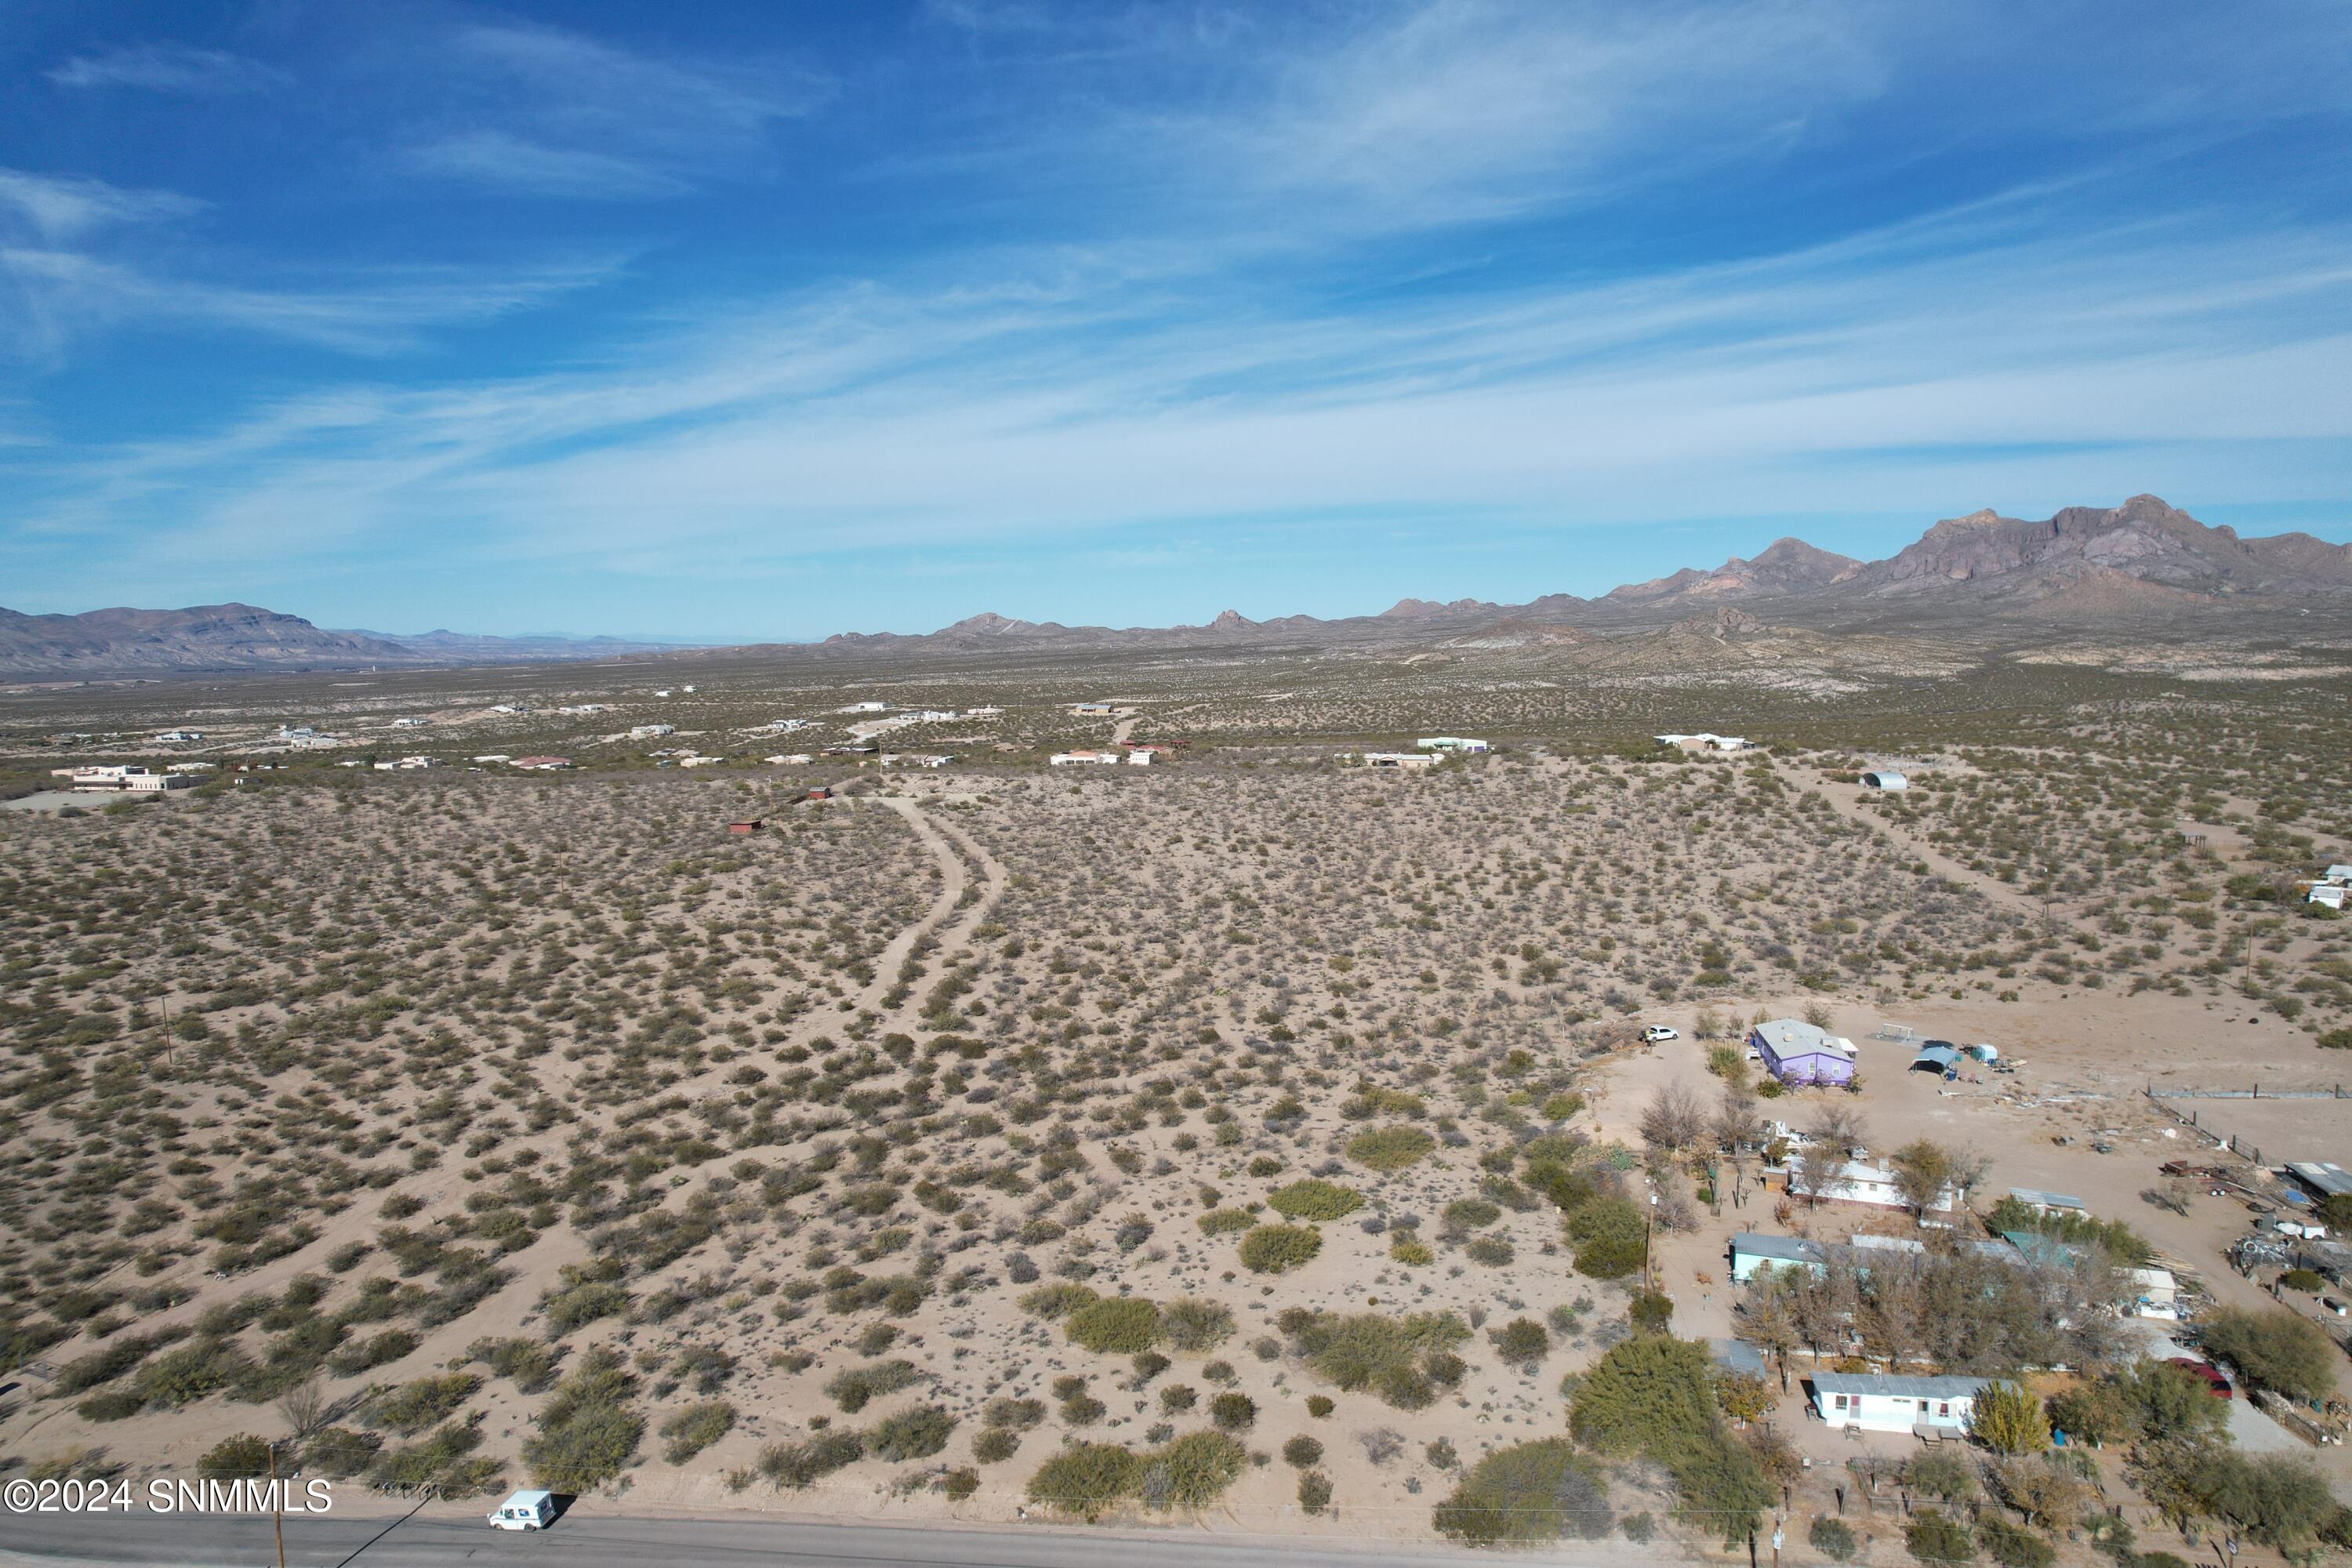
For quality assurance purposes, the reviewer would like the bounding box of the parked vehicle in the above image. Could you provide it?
[488,1490,557,1531]
[1642,1025,1679,1043]
[2165,1358,2232,1398]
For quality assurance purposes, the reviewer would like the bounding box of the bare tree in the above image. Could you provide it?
[1806,1102,1871,1158]
[1639,1081,1708,1161]
[1733,1282,1801,1390]
[276,1373,330,1442]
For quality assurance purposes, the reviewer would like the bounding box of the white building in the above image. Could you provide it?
[1654,732,1755,752]
[1810,1373,1988,1435]
[1072,702,1117,716]
[1126,750,1155,766]
[154,729,204,743]
[391,717,430,728]
[1794,1160,1959,1218]
[2308,884,2346,910]
[60,766,194,793]
[1049,750,1122,765]
[839,701,890,713]
[765,753,815,765]
[1361,752,1440,770]
[630,724,677,739]
[1860,770,1909,791]
[2127,1266,2181,1319]
[1416,736,1490,753]
[965,706,1004,717]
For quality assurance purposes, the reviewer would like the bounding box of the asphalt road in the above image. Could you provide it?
[0,1512,1534,1568]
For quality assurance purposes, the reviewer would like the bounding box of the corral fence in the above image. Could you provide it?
[2143,1084,2348,1170]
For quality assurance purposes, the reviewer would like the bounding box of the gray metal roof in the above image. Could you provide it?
[1708,1338,1767,1377]
[1811,1373,1991,1399]
[1912,1045,1961,1068]
[2287,1162,2352,1199]
[2009,1187,2085,1210]
[1732,1232,1824,1263]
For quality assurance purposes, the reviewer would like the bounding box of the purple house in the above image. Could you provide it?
[1750,1019,1856,1087]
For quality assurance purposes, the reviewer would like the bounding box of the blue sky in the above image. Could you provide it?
[3,2,2350,640]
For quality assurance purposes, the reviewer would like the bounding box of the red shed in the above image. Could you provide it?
[727,820,763,834]
[804,786,832,801]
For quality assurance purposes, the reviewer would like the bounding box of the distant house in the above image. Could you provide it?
[1125,750,1155,766]
[1860,770,1908,791]
[2127,1266,2181,1319]
[391,717,429,728]
[1809,1373,1987,1435]
[509,756,571,771]
[838,701,889,713]
[631,724,676,738]
[1749,1019,1856,1087]
[1049,750,1121,766]
[2325,864,2352,886]
[1072,702,1118,716]
[2008,1188,2086,1218]
[727,820,763,834]
[1798,1160,1958,1217]
[1417,736,1490,753]
[154,729,204,742]
[2309,884,2347,910]
[1362,752,1440,770]
[2285,1163,2352,1203]
[1729,1232,1825,1282]
[804,786,832,801]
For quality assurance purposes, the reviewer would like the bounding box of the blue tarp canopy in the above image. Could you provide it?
[1911,1045,1961,1071]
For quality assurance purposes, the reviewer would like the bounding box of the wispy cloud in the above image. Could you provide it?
[394,21,831,197]
[0,169,201,241]
[48,43,284,95]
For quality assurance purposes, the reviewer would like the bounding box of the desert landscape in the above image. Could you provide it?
[4,497,2352,1564]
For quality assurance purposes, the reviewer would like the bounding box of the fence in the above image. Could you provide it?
[2140,1086,2346,1169]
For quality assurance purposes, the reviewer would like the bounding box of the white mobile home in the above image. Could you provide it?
[1809,1373,1987,1436]
[1728,1233,1825,1282]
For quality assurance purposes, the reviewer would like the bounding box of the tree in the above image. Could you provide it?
[1987,1456,2092,1530]
[2045,1381,2126,1447]
[1640,1083,1708,1161]
[1787,1142,1840,1208]
[2113,1360,2227,1446]
[1806,1102,1870,1156]
[1713,1087,1761,1156]
[276,1374,330,1441]
[1889,1139,1957,1223]
[2199,1308,2337,1402]
[1969,1381,2050,1456]
[1732,1283,1800,1391]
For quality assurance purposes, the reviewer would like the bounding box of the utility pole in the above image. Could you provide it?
[267,1441,286,1568]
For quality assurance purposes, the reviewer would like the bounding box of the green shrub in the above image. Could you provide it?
[982,1396,1046,1429]
[661,1399,736,1464]
[1286,1310,1469,1409]
[1976,1517,2056,1568]
[466,1336,559,1393]
[1298,1470,1333,1514]
[1907,1450,1978,1503]
[196,1434,272,1479]
[1906,1510,1976,1564]
[1027,1442,1145,1519]
[1150,1430,1247,1507]
[1570,1335,1771,1543]
[1283,1436,1323,1468]
[1810,1515,1860,1563]
[865,1405,955,1463]
[1159,1297,1235,1352]
[1433,1438,1613,1544]
[1196,1208,1254,1236]
[1305,1395,1334,1417]
[1267,1180,1363,1221]
[2199,1307,2338,1401]
[1443,1199,1502,1229]
[1465,1236,1515,1266]
[76,1390,144,1422]
[761,1430,864,1488]
[1968,1381,2049,1455]
[368,1373,480,1436]
[1209,1392,1257,1431]
[1348,1126,1436,1173]
[1565,1196,1647,1279]
[1017,1282,1099,1319]
[522,1346,642,1492]
[972,1428,1020,1464]
[1238,1225,1322,1273]
[541,1281,630,1334]
[1067,1297,1163,1355]
[302,1427,380,1479]
[55,1338,153,1395]
[826,1359,920,1414]
[1490,1318,1548,1364]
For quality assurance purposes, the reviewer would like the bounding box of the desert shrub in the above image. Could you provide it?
[972,1428,1020,1464]
[2199,1307,2337,1400]
[1305,1395,1334,1417]
[55,1338,153,1395]
[133,1340,257,1408]
[1287,1310,1469,1409]
[1906,1509,1976,1564]
[303,1427,381,1479]
[1283,1435,1324,1468]
[1565,1196,1647,1279]
[1298,1470,1333,1514]
[196,1434,271,1479]
[1976,1517,2056,1568]
[466,1335,559,1393]
[76,1391,144,1421]
[1151,1429,1247,1507]
[1060,1393,1107,1426]
[761,1430,864,1488]
[1464,1236,1515,1266]
[1571,1335,1771,1544]
[826,1359,920,1413]
[1445,1198,1503,1229]
[1908,1450,1979,1503]
[1238,1225,1322,1273]
[1810,1515,1860,1562]
[1066,1296,1162,1355]
[541,1281,630,1334]
[866,1405,955,1463]
[1348,1126,1436,1173]
[1628,1290,1674,1334]
[1267,1180,1363,1221]
[661,1399,737,1464]
[1159,1384,1197,1414]
[1027,1442,1145,1519]
[1196,1208,1254,1236]
[1389,1233,1434,1265]
[368,1373,481,1436]
[1209,1392,1257,1431]
[983,1396,1047,1429]
[2113,1359,2228,1445]
[1017,1282,1099,1319]
[522,1345,642,1492]
[941,1467,980,1501]
[1159,1297,1235,1352]
[1433,1438,1613,1544]
[1490,1318,1548,1365]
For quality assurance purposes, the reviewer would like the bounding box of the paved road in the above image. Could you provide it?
[0,1512,1526,1568]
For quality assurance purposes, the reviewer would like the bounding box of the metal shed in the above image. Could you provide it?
[1860,769,1908,790]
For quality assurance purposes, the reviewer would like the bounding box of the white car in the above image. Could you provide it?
[1641,1025,1679,1043]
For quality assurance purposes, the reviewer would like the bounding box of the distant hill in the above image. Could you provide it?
[11,496,2347,676]
[0,603,684,677]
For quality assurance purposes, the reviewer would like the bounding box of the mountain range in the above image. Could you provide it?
[7,496,2348,676]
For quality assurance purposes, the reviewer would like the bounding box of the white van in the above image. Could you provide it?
[488,1489,556,1530]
